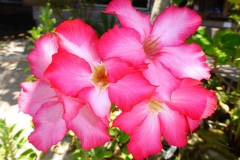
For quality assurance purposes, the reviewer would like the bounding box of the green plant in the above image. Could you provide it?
[0,119,37,160]
[48,0,95,21]
[27,3,56,50]
[47,0,115,36]
[69,128,133,160]
[87,12,115,36]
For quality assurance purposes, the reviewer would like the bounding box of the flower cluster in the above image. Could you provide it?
[18,0,217,159]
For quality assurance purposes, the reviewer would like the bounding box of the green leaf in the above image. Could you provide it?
[118,132,130,144]
[213,30,223,46]
[20,148,34,157]
[173,0,184,5]
[204,46,218,56]
[87,20,105,36]
[108,128,119,137]
[219,47,236,56]
[9,124,16,132]
[215,48,233,65]
[221,33,240,47]
[29,152,37,158]
[70,151,82,159]
[101,12,109,31]
[18,137,27,145]
[13,129,24,140]
[121,145,133,159]
[110,16,116,29]
[96,151,113,159]
[196,28,213,44]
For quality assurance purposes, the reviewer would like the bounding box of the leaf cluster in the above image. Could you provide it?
[27,3,56,50]
[0,119,37,160]
[188,28,240,66]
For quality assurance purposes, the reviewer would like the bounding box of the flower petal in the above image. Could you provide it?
[56,19,100,64]
[18,80,58,116]
[98,25,146,66]
[44,50,92,97]
[108,72,156,111]
[166,79,217,120]
[158,104,188,147]
[60,94,84,122]
[78,87,111,125]
[151,6,201,47]
[143,60,180,102]
[127,112,162,160]
[104,58,147,83]
[27,33,58,78]
[157,44,211,80]
[113,100,149,134]
[105,0,151,42]
[187,117,200,132]
[28,101,67,153]
[67,105,111,150]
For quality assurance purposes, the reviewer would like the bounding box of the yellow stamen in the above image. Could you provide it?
[91,64,109,90]
[149,99,163,114]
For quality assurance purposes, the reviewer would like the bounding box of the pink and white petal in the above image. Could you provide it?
[98,25,146,66]
[158,104,188,147]
[143,60,180,102]
[44,50,92,97]
[151,6,201,47]
[56,19,100,64]
[59,94,85,122]
[105,0,151,42]
[28,101,67,153]
[187,117,200,133]
[67,105,111,150]
[157,44,211,80]
[18,80,58,117]
[27,33,58,78]
[127,113,162,160]
[104,58,147,83]
[113,100,150,134]
[108,72,156,111]
[179,78,201,86]
[78,87,111,125]
[166,82,217,120]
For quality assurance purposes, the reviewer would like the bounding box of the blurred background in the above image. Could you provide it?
[1,0,240,160]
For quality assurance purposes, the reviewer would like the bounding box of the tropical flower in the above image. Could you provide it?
[44,19,156,119]
[98,0,211,81]
[113,76,217,159]
[18,30,111,152]
[96,1,217,159]
[19,80,110,152]
[18,1,218,158]
[19,18,156,152]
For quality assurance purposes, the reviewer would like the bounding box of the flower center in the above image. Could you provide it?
[148,99,163,114]
[143,37,159,56]
[91,64,109,90]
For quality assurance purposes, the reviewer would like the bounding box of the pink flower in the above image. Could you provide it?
[98,0,211,81]
[95,2,217,158]
[18,27,111,152]
[113,76,217,159]
[19,80,110,152]
[44,19,156,121]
